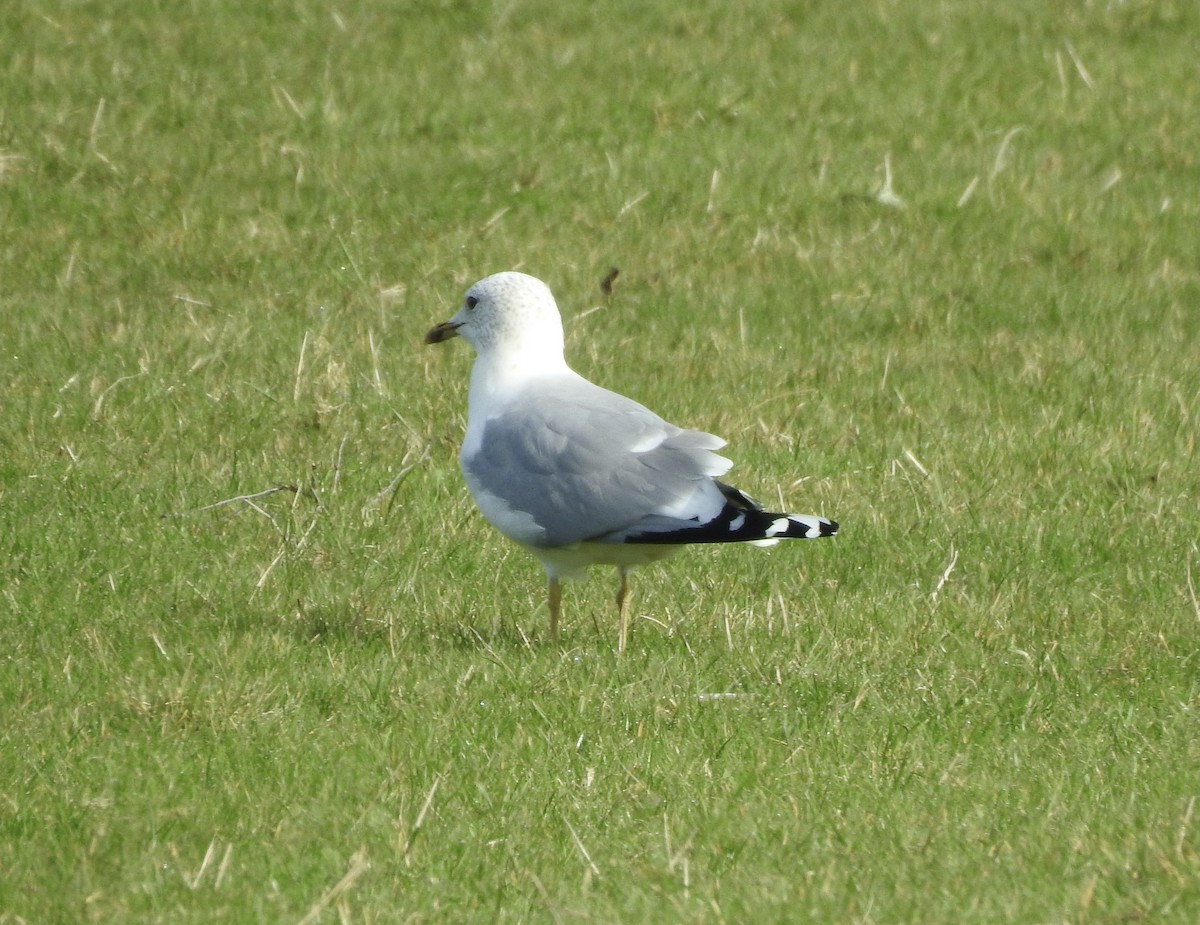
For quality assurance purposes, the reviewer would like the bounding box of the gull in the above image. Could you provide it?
[425,271,838,650]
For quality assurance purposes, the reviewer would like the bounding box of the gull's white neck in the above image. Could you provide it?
[465,345,573,438]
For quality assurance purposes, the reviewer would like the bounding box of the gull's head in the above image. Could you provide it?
[425,271,565,362]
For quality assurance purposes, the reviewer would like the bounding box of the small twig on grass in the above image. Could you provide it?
[185,838,233,891]
[91,372,145,420]
[252,504,322,596]
[1063,39,1095,90]
[390,409,425,443]
[88,97,114,168]
[413,775,442,835]
[400,774,444,866]
[564,816,601,880]
[304,463,323,510]
[988,127,1026,186]
[1098,166,1123,194]
[482,207,509,232]
[295,849,370,925]
[467,627,515,675]
[173,294,212,307]
[185,838,219,890]
[293,330,310,402]
[932,544,959,603]
[253,547,287,595]
[331,432,349,495]
[875,153,905,209]
[1177,796,1195,859]
[526,869,565,925]
[368,329,385,393]
[639,614,670,633]
[903,448,929,478]
[214,842,233,889]
[336,233,366,284]
[957,175,980,208]
[59,243,80,288]
[617,191,649,218]
[370,444,431,517]
[162,484,299,519]
[663,815,696,883]
[273,83,304,118]
[1187,559,1200,624]
[1055,50,1069,98]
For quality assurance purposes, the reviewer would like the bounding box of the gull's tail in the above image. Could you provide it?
[621,482,838,546]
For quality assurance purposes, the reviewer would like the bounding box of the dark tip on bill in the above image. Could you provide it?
[424,321,461,345]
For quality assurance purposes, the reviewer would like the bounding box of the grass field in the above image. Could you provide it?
[3,0,1199,921]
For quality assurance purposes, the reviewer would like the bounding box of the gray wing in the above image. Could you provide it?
[462,377,730,548]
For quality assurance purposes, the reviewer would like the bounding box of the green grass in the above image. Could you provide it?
[3,0,1199,921]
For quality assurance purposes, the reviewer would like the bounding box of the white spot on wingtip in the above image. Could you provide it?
[790,515,830,538]
[765,517,790,537]
[729,513,746,531]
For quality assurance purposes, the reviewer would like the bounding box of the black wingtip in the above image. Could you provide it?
[623,509,839,545]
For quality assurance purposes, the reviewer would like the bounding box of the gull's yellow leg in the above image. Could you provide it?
[615,567,631,654]
[548,576,562,642]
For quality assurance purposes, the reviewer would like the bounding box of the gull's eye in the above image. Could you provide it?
[466,296,479,310]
